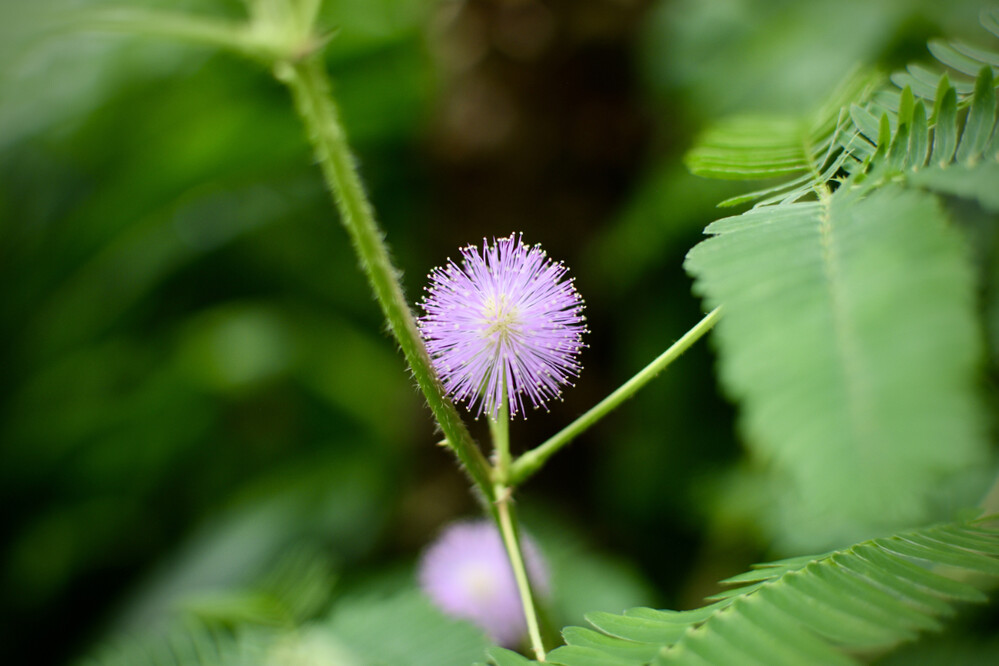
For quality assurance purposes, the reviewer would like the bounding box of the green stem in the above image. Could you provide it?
[275,56,494,502]
[489,378,512,484]
[489,380,543,658]
[494,487,546,661]
[509,307,722,487]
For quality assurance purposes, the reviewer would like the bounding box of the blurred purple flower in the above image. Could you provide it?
[418,520,550,647]
[418,234,586,419]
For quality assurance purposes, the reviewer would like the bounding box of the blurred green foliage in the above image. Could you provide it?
[1,0,996,664]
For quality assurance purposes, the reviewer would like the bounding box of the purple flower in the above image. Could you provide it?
[418,520,550,647]
[418,234,586,419]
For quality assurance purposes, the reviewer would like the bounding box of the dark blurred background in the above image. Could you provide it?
[1,0,994,663]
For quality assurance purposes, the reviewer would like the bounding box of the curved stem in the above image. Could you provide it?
[275,56,494,502]
[489,380,544,659]
[495,487,546,661]
[509,307,722,487]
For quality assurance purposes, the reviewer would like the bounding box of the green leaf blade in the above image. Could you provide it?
[983,7,999,39]
[955,66,996,163]
[850,104,881,143]
[675,602,807,666]
[853,544,987,603]
[776,571,912,646]
[927,39,991,76]
[878,536,999,575]
[931,78,958,165]
[831,552,954,616]
[685,186,987,546]
[906,98,929,169]
[486,646,539,666]
[685,116,811,180]
[732,597,856,666]
[909,162,999,211]
[562,627,662,662]
[546,645,644,666]
[585,611,689,645]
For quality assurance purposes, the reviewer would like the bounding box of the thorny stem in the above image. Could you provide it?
[275,56,495,503]
[509,307,723,487]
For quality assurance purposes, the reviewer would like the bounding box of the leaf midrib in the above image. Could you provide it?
[816,194,879,475]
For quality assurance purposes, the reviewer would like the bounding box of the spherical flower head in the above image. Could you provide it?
[417,520,550,647]
[418,234,587,419]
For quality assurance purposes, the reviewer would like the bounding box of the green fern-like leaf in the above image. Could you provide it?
[841,12,998,201]
[682,13,998,548]
[685,182,987,544]
[902,66,999,210]
[516,520,999,666]
[852,64,997,172]
[685,71,880,207]
[688,10,999,209]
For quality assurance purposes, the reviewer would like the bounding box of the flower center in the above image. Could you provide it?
[481,294,520,343]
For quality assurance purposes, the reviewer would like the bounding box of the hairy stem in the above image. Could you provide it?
[495,487,546,661]
[509,307,722,487]
[275,56,494,502]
